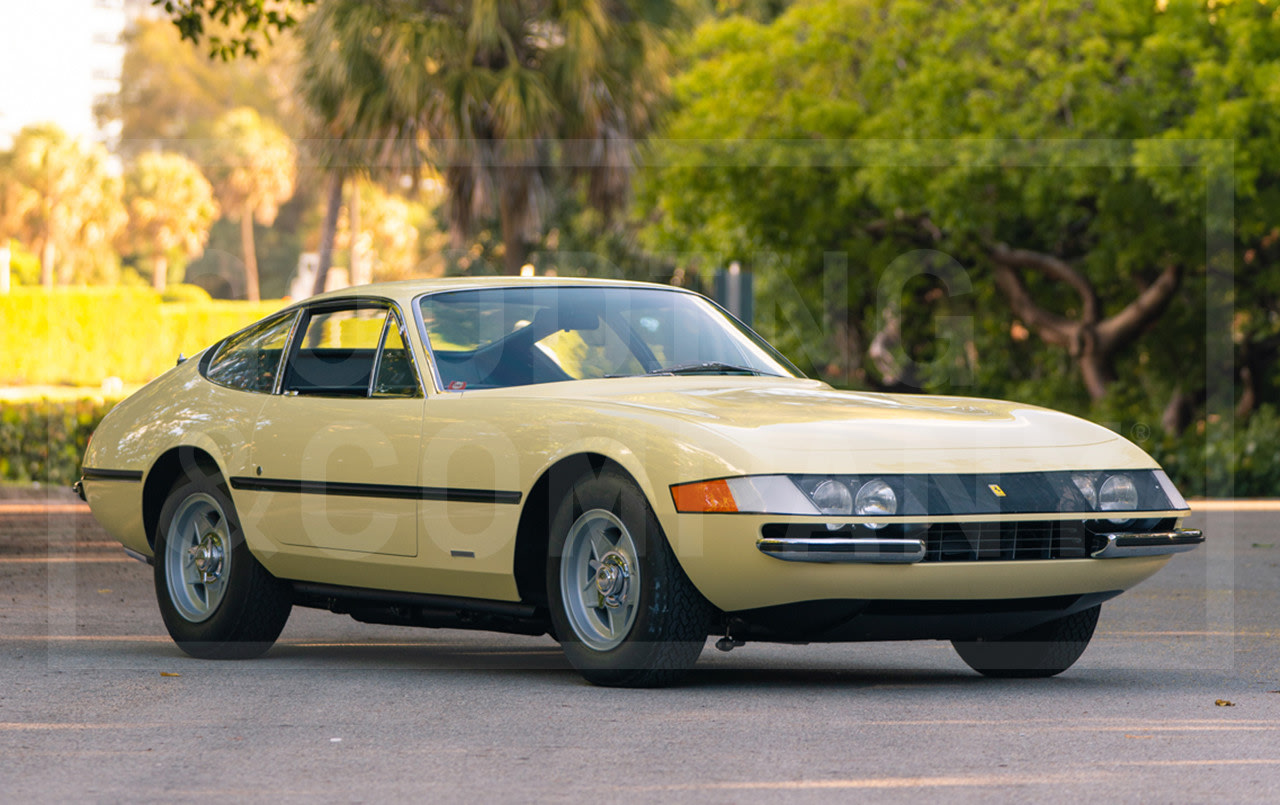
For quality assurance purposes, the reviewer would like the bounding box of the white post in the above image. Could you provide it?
[0,241,10,293]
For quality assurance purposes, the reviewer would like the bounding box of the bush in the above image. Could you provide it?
[0,287,281,385]
[160,283,213,304]
[0,397,119,486]
[1149,404,1280,498]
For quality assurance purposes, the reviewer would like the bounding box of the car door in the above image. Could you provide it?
[244,300,425,558]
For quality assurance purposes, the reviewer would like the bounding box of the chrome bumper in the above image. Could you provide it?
[1089,529,1204,559]
[756,528,1204,564]
[756,537,926,564]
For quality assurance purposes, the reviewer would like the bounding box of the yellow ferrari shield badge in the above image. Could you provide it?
[988,484,1007,498]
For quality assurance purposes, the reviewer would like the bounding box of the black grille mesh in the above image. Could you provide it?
[923,521,1088,562]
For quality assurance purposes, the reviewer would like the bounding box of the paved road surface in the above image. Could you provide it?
[1,491,1276,802]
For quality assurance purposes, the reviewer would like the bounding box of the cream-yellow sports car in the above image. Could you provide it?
[79,278,1202,686]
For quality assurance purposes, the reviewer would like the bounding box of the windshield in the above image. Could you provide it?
[417,285,800,390]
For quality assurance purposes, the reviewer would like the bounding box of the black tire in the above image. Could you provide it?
[546,466,712,687]
[951,605,1101,678]
[153,469,292,659]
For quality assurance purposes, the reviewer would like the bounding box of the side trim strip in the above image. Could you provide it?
[228,476,522,505]
[81,468,144,482]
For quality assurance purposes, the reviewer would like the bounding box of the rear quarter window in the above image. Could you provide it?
[204,311,299,393]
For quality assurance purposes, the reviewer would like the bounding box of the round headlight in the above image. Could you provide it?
[855,479,897,529]
[1099,474,1139,522]
[1072,474,1098,509]
[812,479,854,516]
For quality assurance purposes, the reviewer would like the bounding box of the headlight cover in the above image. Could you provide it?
[854,479,897,529]
[670,469,1188,517]
[1099,473,1140,524]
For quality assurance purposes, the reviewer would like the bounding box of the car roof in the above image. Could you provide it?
[301,276,689,307]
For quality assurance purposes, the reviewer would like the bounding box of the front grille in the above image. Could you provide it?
[758,519,1174,563]
[924,521,1087,562]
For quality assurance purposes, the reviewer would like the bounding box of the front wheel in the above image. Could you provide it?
[547,466,712,687]
[951,605,1101,678]
[154,469,292,659]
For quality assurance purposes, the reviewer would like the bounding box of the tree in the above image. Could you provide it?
[101,16,304,159]
[208,108,297,301]
[295,0,425,295]
[336,178,448,283]
[643,0,1265,415]
[0,124,126,286]
[296,0,683,277]
[121,152,220,292]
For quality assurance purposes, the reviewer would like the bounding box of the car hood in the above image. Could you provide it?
[508,376,1154,474]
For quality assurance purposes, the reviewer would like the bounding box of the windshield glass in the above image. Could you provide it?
[417,285,800,390]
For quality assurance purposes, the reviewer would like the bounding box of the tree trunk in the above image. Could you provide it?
[41,203,55,288]
[240,214,260,302]
[349,183,370,286]
[40,237,55,289]
[1077,338,1113,402]
[313,169,345,297]
[152,254,169,293]
[499,189,528,276]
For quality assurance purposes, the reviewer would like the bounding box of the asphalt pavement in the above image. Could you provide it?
[1,490,1277,803]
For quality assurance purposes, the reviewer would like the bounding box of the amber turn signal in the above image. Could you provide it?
[670,479,738,513]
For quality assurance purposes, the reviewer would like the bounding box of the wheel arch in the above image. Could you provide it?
[512,452,635,606]
[142,446,224,549]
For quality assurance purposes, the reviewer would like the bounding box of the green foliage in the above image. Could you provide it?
[0,398,118,486]
[1148,405,1280,499]
[643,0,1264,400]
[0,287,281,386]
[155,0,315,61]
[297,0,686,275]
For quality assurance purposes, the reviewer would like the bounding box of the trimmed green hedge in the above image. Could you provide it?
[0,397,120,486]
[0,287,282,386]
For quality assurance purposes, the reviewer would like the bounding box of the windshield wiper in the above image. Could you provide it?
[646,361,772,376]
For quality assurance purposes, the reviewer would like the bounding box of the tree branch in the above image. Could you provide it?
[990,260,1076,348]
[989,242,1099,324]
[1094,263,1181,353]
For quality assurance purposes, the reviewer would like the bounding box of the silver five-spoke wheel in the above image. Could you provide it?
[163,492,231,623]
[559,508,640,651]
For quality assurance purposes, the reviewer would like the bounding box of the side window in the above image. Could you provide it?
[372,315,422,397]
[281,305,421,398]
[204,311,298,393]
[283,307,384,397]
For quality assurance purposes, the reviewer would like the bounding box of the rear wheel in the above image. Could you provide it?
[154,469,292,659]
[951,605,1101,678]
[547,466,712,687]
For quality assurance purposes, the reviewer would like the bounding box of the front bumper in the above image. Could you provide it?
[1089,529,1205,558]
[757,528,1204,564]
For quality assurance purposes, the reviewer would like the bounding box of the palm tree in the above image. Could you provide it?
[0,124,127,286]
[121,152,220,292]
[297,0,424,295]
[208,108,297,301]
[297,0,682,277]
